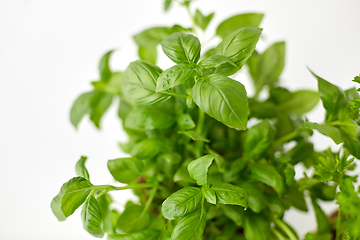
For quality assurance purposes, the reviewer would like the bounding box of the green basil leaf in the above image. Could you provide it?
[92,72,123,96]
[156,64,196,92]
[213,28,262,75]
[341,132,360,159]
[99,50,114,83]
[199,55,237,70]
[131,138,166,159]
[204,189,216,204]
[194,10,214,30]
[221,204,245,226]
[249,42,285,93]
[210,183,248,207]
[303,122,343,144]
[161,32,201,64]
[116,205,150,233]
[250,163,284,196]
[108,229,161,240]
[174,166,196,184]
[170,208,207,240]
[178,130,209,142]
[75,156,90,180]
[334,118,358,139]
[177,113,196,130]
[192,74,249,130]
[309,69,346,119]
[245,120,276,158]
[70,92,96,128]
[138,46,157,64]
[238,182,267,213]
[90,92,113,128]
[216,13,264,39]
[125,107,176,130]
[51,177,92,221]
[107,158,143,183]
[244,212,270,240]
[279,90,319,115]
[311,198,331,234]
[123,60,169,105]
[97,193,114,234]
[187,154,217,185]
[164,0,172,11]
[81,196,104,238]
[134,27,173,47]
[162,187,202,220]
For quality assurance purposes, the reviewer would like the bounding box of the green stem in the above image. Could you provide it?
[161,91,188,98]
[196,109,205,134]
[140,184,158,218]
[271,228,287,240]
[185,4,198,36]
[336,176,344,240]
[273,129,301,147]
[273,218,298,240]
[113,183,158,191]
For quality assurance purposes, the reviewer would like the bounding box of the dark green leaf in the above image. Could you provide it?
[245,120,276,158]
[131,138,166,159]
[285,164,295,186]
[51,177,92,221]
[279,90,319,115]
[303,122,343,144]
[138,46,157,64]
[210,183,248,207]
[108,229,161,240]
[107,158,143,183]
[124,107,175,130]
[250,163,284,196]
[116,205,150,233]
[161,32,201,64]
[75,156,90,180]
[194,10,214,30]
[213,28,262,75]
[187,154,217,185]
[90,92,113,128]
[178,130,209,142]
[170,208,207,240]
[244,212,270,240]
[216,13,264,39]
[311,198,331,234]
[81,196,104,238]
[192,74,249,130]
[156,63,196,92]
[123,60,169,105]
[162,187,202,220]
[70,92,96,128]
[221,204,245,226]
[249,42,285,93]
[99,50,114,83]
[238,182,267,213]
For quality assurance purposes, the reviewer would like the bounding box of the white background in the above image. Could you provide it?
[1,0,360,239]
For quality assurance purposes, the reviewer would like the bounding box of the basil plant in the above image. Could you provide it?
[51,1,360,240]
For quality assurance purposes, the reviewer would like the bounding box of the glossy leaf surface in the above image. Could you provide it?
[251,163,284,196]
[187,154,217,185]
[81,196,104,238]
[210,183,248,207]
[156,63,196,92]
[170,208,207,240]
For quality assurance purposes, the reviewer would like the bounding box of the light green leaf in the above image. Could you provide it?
[178,130,209,142]
[204,189,216,204]
[130,138,166,159]
[213,28,262,75]
[51,177,92,221]
[250,163,284,196]
[199,55,237,70]
[249,42,285,93]
[164,0,172,11]
[99,50,114,83]
[70,92,96,128]
[162,187,202,220]
[170,208,207,240]
[75,156,90,180]
[210,183,248,207]
[92,72,123,96]
[108,229,161,240]
[221,205,245,226]
[311,198,331,234]
[245,120,276,158]
[107,158,143,184]
[174,166,196,184]
[138,46,157,64]
[81,196,104,238]
[124,107,176,130]
[303,122,343,145]
[192,74,249,130]
[123,60,169,105]
[134,27,174,47]
[279,90,319,115]
[333,118,358,139]
[161,32,201,64]
[244,212,270,240]
[194,10,214,30]
[187,154,217,185]
[216,13,264,39]
[97,193,114,234]
[90,92,113,128]
[156,63,196,92]
[116,205,150,233]
[177,113,196,130]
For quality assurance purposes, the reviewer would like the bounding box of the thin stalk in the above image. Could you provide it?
[161,91,188,98]
[336,176,344,240]
[185,4,198,36]
[273,218,298,240]
[271,228,287,240]
[113,183,157,191]
[273,129,301,147]
[140,184,158,218]
[196,108,205,134]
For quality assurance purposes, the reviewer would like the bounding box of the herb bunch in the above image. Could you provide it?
[51,1,360,239]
